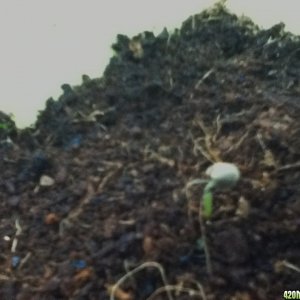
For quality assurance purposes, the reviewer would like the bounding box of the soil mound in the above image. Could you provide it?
[1,3,300,299]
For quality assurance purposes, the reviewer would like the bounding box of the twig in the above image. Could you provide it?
[59,181,95,236]
[97,165,122,193]
[59,164,122,236]
[109,261,174,300]
[282,260,300,273]
[146,284,207,300]
[195,119,221,162]
[192,137,215,163]
[194,69,214,90]
[189,279,207,300]
[147,151,175,168]
[275,161,300,172]
[18,252,32,270]
[256,133,277,167]
[11,218,22,253]
[225,130,249,153]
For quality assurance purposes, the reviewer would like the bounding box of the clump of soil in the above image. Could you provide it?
[1,2,300,299]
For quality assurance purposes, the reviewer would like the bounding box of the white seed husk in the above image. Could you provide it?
[39,175,55,186]
[205,162,240,190]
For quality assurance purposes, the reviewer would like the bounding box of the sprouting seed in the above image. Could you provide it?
[203,162,240,218]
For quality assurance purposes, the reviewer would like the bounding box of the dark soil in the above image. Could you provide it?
[1,3,300,300]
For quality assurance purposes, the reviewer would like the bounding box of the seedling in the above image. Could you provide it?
[186,162,240,218]
[203,162,240,218]
[185,162,240,275]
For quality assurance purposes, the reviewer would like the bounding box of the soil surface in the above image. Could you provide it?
[1,3,300,300]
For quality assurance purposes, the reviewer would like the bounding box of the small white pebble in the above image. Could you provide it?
[39,175,55,186]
